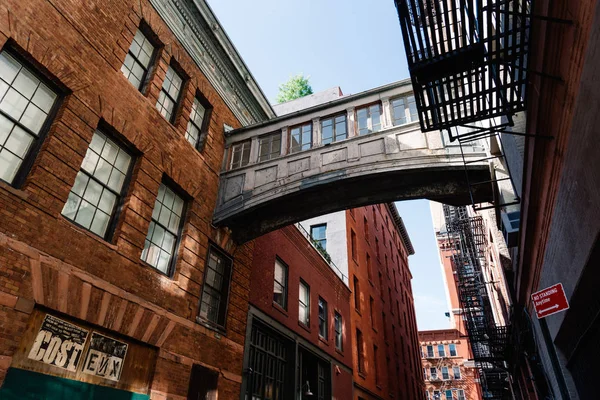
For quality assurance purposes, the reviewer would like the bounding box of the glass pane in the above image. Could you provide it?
[94,158,112,184]
[82,179,103,206]
[151,223,166,246]
[107,169,125,192]
[74,200,95,228]
[162,231,176,254]
[163,187,175,209]
[156,251,171,273]
[157,206,171,230]
[71,171,89,196]
[90,211,110,236]
[0,80,9,102]
[0,149,20,183]
[0,114,13,145]
[167,213,180,233]
[62,192,82,220]
[98,189,116,214]
[81,149,100,174]
[0,52,21,84]
[101,139,119,164]
[172,196,184,216]
[4,126,33,157]
[12,68,39,99]
[0,88,28,120]
[19,103,46,134]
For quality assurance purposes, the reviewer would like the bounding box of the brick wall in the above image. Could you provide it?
[0,0,253,398]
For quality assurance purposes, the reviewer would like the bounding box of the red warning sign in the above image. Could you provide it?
[531,283,569,319]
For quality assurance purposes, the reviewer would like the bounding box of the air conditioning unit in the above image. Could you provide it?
[501,210,520,247]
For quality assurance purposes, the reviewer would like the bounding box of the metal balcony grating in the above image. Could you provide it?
[395,0,532,134]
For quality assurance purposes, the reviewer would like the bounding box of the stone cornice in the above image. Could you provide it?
[148,0,276,126]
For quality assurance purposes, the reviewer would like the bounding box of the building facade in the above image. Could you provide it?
[301,204,423,400]
[419,329,482,400]
[0,0,275,398]
[243,224,353,400]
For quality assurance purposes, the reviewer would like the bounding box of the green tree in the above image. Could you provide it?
[276,74,313,103]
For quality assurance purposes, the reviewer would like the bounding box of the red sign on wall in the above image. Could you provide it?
[531,283,569,319]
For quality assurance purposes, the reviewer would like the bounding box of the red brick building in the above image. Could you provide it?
[419,330,482,400]
[0,0,275,398]
[244,224,353,399]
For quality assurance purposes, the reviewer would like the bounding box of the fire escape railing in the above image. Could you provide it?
[443,205,512,399]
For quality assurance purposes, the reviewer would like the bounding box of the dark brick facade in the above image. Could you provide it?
[0,0,255,398]
[347,205,423,400]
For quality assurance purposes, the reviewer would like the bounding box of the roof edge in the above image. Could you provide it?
[387,203,415,255]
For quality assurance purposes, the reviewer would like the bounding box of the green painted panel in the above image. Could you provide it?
[0,368,150,400]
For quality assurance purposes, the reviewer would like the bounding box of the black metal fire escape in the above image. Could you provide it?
[443,205,512,399]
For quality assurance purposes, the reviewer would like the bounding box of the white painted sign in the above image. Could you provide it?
[82,332,128,381]
[28,315,89,372]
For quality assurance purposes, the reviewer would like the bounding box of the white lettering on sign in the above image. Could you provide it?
[27,315,88,372]
[82,332,128,382]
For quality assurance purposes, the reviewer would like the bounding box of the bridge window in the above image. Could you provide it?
[258,131,281,162]
[228,140,251,169]
[289,122,312,153]
[310,224,327,250]
[186,94,211,151]
[356,103,382,135]
[321,114,347,144]
[62,129,133,239]
[156,63,185,123]
[391,95,418,126]
[199,245,233,329]
[273,258,288,309]
[141,182,186,275]
[0,50,59,185]
[121,25,156,91]
[299,280,310,326]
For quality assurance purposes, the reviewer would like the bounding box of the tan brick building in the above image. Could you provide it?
[0,0,274,398]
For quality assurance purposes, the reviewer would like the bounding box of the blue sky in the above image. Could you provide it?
[208,0,450,330]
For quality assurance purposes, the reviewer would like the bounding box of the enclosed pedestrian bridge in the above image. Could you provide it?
[214,80,497,243]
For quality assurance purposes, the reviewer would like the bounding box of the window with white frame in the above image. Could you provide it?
[121,28,155,90]
[62,130,132,239]
[185,96,210,150]
[0,50,58,185]
[391,95,418,126]
[438,344,446,357]
[156,64,184,122]
[430,367,438,380]
[453,366,461,379]
[334,312,343,351]
[199,245,233,329]
[426,345,434,357]
[299,280,310,325]
[321,114,347,144]
[258,131,281,162]
[356,103,382,135]
[140,182,185,274]
[318,297,328,339]
[423,368,428,380]
[289,122,312,153]
[449,343,457,356]
[455,389,465,400]
[228,140,251,170]
[273,258,287,309]
[441,366,449,380]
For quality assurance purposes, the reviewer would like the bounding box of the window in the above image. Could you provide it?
[389,288,393,314]
[289,122,312,153]
[353,276,360,311]
[374,345,380,385]
[426,391,430,400]
[351,229,357,261]
[444,390,453,400]
[334,312,343,351]
[185,95,211,150]
[452,366,461,379]
[382,312,388,341]
[455,389,465,400]
[140,182,185,274]
[438,344,446,357]
[375,238,380,259]
[363,216,370,242]
[62,130,132,238]
[366,253,372,281]
[449,343,457,357]
[311,224,327,251]
[441,366,449,380]
[423,368,428,381]
[121,28,155,90]
[393,270,398,291]
[247,322,288,399]
[391,95,418,126]
[430,368,438,380]
[356,328,365,374]
[356,103,382,135]
[433,391,440,400]
[378,272,384,299]
[392,325,397,353]
[321,114,347,144]
[299,280,310,326]
[229,140,251,170]
[369,296,376,329]
[426,345,434,357]
[0,50,59,185]
[198,246,233,328]
[273,258,288,309]
[318,297,328,339]
[156,64,184,122]
[258,131,281,162]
